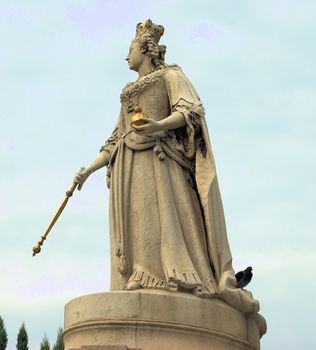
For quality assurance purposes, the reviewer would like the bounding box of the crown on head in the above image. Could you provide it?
[135,19,164,43]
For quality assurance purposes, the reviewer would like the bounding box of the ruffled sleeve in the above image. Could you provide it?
[164,65,207,159]
[99,107,125,163]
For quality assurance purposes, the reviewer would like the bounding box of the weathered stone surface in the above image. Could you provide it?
[82,346,140,350]
[67,19,267,350]
[70,346,140,350]
[63,291,266,350]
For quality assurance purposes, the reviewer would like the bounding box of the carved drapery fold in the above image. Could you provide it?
[99,65,260,315]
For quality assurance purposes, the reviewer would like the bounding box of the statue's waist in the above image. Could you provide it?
[107,130,193,172]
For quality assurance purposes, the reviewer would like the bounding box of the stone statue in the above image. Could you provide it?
[74,19,259,315]
[64,19,266,350]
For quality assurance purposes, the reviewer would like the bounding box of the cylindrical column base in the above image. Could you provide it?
[63,291,266,350]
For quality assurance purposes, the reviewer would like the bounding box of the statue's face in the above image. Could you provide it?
[126,40,145,72]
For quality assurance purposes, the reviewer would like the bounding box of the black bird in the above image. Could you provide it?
[235,266,253,289]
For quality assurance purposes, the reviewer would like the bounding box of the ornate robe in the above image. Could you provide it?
[101,64,259,314]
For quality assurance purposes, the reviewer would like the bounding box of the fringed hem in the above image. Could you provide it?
[125,269,218,298]
[194,281,219,298]
[167,268,218,297]
[167,268,201,288]
[126,269,168,290]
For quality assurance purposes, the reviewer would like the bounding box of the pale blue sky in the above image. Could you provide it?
[1,1,315,350]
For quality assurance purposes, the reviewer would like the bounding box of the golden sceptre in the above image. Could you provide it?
[32,182,78,257]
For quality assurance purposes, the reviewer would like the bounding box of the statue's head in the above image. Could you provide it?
[126,19,166,72]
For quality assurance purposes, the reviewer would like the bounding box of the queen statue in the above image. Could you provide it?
[74,19,259,315]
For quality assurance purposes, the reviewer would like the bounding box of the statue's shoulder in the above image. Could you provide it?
[120,81,135,102]
[163,64,188,82]
[122,81,134,91]
[164,64,183,74]
[164,64,188,85]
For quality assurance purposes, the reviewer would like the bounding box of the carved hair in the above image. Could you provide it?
[138,33,167,67]
[135,19,166,67]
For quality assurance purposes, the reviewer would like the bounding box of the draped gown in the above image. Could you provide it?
[100,64,260,314]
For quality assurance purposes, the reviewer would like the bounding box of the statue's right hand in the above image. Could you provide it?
[74,166,92,191]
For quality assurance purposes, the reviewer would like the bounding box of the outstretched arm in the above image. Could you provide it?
[74,150,109,190]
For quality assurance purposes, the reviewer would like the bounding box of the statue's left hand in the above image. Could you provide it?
[132,118,163,134]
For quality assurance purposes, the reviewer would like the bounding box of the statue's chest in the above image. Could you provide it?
[120,73,170,123]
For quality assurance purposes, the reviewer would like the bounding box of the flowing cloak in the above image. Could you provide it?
[101,65,260,315]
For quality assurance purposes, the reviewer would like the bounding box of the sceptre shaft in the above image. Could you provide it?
[32,182,78,257]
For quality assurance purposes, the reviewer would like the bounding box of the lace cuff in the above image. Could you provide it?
[99,127,121,154]
[172,99,206,159]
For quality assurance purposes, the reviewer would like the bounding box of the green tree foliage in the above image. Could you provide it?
[16,323,28,350]
[52,328,64,350]
[40,334,50,350]
[0,316,8,350]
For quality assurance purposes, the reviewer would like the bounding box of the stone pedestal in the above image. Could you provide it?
[63,291,266,350]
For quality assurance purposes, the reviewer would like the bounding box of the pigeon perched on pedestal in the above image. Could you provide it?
[235,266,253,289]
